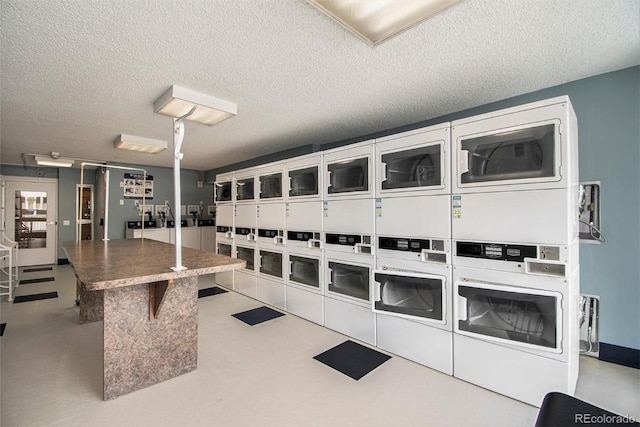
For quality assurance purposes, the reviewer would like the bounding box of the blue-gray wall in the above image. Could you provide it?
[207,66,640,351]
[1,163,212,260]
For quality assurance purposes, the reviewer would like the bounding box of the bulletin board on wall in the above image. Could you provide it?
[123,173,154,199]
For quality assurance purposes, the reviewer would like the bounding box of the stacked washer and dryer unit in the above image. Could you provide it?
[450,96,580,406]
[322,141,378,345]
[373,123,454,375]
[284,153,325,325]
[214,172,235,289]
[213,96,580,407]
[255,162,287,310]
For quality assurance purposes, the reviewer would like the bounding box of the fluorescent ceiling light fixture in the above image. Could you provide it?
[34,155,74,168]
[153,85,237,126]
[308,0,460,46]
[115,134,168,154]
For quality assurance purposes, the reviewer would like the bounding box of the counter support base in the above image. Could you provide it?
[103,276,198,400]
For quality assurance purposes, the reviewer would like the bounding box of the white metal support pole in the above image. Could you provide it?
[172,117,186,271]
[78,164,84,241]
[104,168,110,241]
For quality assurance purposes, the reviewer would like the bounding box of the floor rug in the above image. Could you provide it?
[19,277,55,285]
[232,306,285,326]
[313,340,391,380]
[22,267,53,273]
[198,287,228,298]
[13,292,59,303]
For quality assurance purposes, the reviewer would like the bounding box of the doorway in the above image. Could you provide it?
[76,184,93,241]
[4,177,58,266]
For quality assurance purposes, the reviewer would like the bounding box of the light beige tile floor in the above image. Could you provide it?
[0,265,638,427]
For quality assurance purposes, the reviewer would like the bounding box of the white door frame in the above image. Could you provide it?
[4,176,58,266]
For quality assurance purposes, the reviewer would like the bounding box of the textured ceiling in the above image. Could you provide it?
[1,0,638,171]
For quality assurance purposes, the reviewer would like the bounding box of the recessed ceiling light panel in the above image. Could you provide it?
[153,85,237,126]
[34,155,74,168]
[308,0,460,46]
[115,134,168,154]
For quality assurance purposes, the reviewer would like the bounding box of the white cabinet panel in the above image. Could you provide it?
[286,285,323,325]
[376,195,450,239]
[286,201,323,232]
[234,270,257,299]
[324,297,376,345]
[451,188,576,245]
[323,198,374,234]
[236,204,257,228]
[217,204,234,227]
[257,203,286,230]
[257,276,285,309]
[377,314,452,375]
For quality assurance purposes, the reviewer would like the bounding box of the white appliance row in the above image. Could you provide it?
[213,233,454,372]
[215,96,578,247]
[216,95,578,202]
[213,96,580,407]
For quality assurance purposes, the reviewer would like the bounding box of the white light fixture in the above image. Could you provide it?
[115,134,168,154]
[308,0,460,46]
[34,153,74,168]
[153,85,237,126]
[154,85,237,272]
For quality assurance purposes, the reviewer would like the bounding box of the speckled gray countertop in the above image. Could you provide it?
[63,239,245,291]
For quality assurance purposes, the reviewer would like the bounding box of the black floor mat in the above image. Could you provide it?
[13,292,58,303]
[22,267,53,273]
[19,277,55,285]
[314,340,391,380]
[232,306,285,326]
[0,323,5,336]
[535,392,640,426]
[198,287,228,298]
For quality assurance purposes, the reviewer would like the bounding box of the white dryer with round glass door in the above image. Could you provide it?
[285,152,323,202]
[324,243,376,346]
[374,245,453,375]
[452,263,580,407]
[256,238,286,310]
[323,140,374,200]
[235,167,257,204]
[257,161,284,203]
[375,123,451,254]
[451,96,579,246]
[286,242,324,325]
[214,171,234,204]
[375,123,450,198]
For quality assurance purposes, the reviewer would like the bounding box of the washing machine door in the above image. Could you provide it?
[327,157,368,194]
[327,261,370,302]
[454,280,563,353]
[236,177,255,201]
[259,250,283,278]
[236,245,255,271]
[373,270,446,325]
[214,181,232,202]
[217,243,232,257]
[288,254,320,289]
[259,172,283,199]
[380,144,442,191]
[289,166,319,198]
[457,123,559,187]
